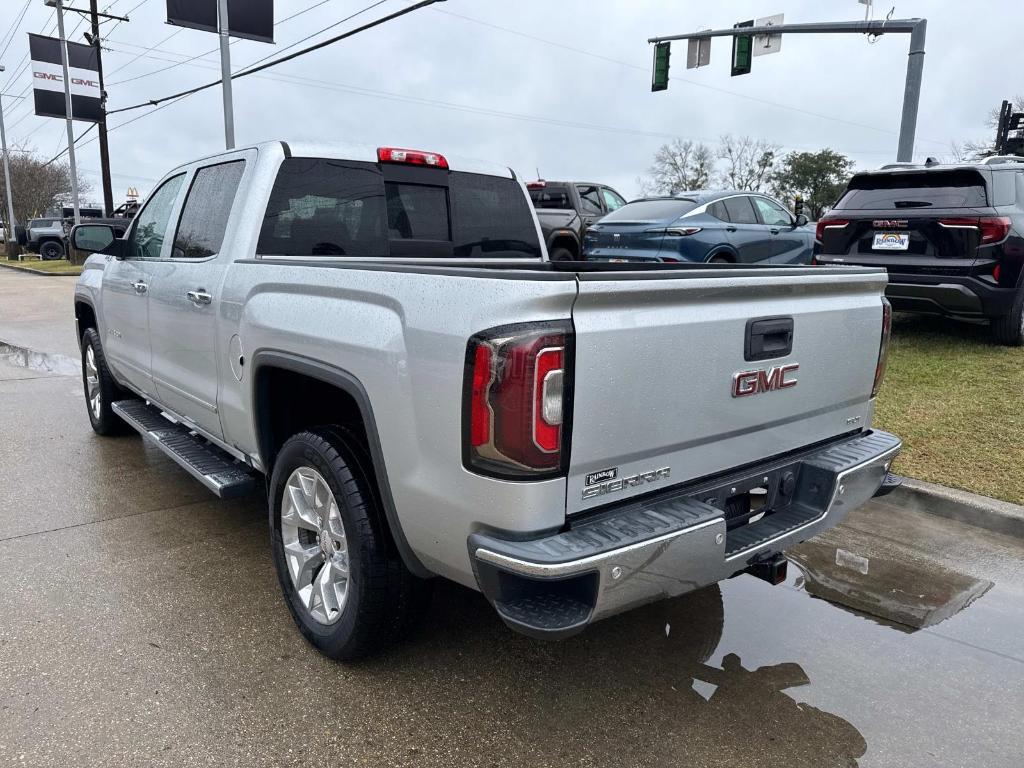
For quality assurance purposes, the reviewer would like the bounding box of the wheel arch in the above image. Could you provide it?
[251,350,432,578]
[705,246,739,263]
[74,297,98,347]
[546,229,580,258]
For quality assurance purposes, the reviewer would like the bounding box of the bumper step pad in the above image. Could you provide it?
[112,400,257,499]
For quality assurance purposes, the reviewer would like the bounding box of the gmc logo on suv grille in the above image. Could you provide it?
[872,220,908,228]
[732,364,799,397]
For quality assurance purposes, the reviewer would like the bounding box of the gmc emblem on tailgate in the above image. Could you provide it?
[732,364,799,397]
[872,219,908,228]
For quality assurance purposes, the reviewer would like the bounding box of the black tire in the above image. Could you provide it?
[549,246,576,262]
[990,289,1024,346]
[39,240,65,261]
[81,328,133,435]
[708,254,733,264]
[269,427,432,660]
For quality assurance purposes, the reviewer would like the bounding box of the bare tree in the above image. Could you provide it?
[0,145,90,229]
[637,138,715,196]
[715,134,780,192]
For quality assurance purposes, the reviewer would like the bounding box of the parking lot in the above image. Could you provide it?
[0,268,1021,767]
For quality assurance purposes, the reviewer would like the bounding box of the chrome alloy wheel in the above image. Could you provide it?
[85,344,102,420]
[280,467,351,625]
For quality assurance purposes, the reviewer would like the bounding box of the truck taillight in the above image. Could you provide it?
[377,146,448,169]
[463,322,573,479]
[872,298,892,399]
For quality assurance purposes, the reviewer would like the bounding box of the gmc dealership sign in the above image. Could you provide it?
[28,33,102,123]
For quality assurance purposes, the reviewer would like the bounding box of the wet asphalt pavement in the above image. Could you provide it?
[1,268,1023,767]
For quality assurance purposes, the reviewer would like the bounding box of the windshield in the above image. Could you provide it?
[835,171,989,210]
[601,199,698,223]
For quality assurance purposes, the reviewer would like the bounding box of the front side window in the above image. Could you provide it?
[576,185,603,215]
[752,197,792,226]
[172,161,246,259]
[601,187,626,212]
[129,174,186,259]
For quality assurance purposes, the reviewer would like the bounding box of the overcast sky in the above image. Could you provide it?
[0,0,1015,205]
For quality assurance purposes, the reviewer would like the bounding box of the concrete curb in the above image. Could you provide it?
[0,262,80,277]
[888,477,1024,540]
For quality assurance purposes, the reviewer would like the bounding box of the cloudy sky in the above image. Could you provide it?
[0,0,1015,205]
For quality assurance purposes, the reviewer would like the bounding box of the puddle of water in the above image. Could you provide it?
[0,341,80,377]
[788,539,993,632]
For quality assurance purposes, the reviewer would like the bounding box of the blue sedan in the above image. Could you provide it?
[583,190,813,264]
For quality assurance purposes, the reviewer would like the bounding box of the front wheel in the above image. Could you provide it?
[991,289,1024,346]
[269,427,431,660]
[81,328,132,435]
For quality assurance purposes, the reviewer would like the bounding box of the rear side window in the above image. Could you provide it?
[258,158,540,259]
[724,196,758,224]
[451,173,541,258]
[602,199,698,222]
[835,171,989,209]
[173,161,245,259]
[708,201,729,221]
[258,159,387,258]
[529,185,571,209]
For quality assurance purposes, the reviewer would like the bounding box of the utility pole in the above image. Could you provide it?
[217,0,235,150]
[0,68,19,259]
[54,0,82,225]
[88,0,113,216]
[648,18,928,163]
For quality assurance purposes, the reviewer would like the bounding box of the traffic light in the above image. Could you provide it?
[731,20,754,76]
[651,41,671,91]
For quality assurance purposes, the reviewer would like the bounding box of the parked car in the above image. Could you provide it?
[584,191,812,264]
[0,222,6,244]
[26,217,67,260]
[71,140,900,660]
[526,179,628,260]
[815,157,1024,345]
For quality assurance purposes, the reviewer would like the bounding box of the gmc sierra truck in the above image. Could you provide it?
[71,141,901,660]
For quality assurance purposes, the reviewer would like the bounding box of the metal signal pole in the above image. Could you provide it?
[0,70,19,259]
[88,0,114,216]
[54,0,82,225]
[217,0,235,150]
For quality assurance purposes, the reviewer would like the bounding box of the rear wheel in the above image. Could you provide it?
[991,289,1024,346]
[269,427,432,660]
[39,240,65,260]
[708,254,733,264]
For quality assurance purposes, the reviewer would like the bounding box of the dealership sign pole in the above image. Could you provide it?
[54,0,81,225]
[166,0,275,151]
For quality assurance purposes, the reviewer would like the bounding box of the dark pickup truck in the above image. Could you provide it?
[527,180,628,260]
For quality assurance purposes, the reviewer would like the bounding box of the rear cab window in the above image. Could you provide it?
[258,158,541,259]
[529,185,572,209]
[835,170,989,210]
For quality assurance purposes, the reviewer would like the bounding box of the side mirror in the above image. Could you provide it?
[794,214,809,228]
[71,224,124,257]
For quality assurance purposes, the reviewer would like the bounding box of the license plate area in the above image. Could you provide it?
[872,232,909,251]
[690,462,803,532]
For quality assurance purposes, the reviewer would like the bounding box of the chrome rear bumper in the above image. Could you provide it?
[470,430,902,639]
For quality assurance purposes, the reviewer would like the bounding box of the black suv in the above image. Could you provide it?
[815,158,1024,345]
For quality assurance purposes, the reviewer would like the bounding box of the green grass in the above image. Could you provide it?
[2,256,82,275]
[874,314,1024,505]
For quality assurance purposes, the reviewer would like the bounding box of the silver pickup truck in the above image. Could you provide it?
[71,141,901,660]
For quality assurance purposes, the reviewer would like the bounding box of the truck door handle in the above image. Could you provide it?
[187,289,212,306]
[132,280,148,295]
[726,226,737,233]
[770,228,780,235]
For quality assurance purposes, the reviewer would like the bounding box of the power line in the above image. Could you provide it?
[107,0,434,115]
[0,0,32,62]
[107,0,369,87]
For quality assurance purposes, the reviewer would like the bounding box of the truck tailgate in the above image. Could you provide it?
[567,267,888,515]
